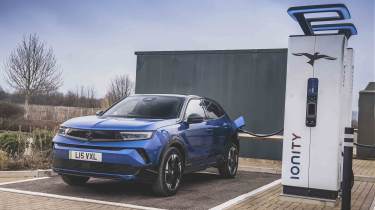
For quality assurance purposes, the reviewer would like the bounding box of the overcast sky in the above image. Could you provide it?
[0,0,373,110]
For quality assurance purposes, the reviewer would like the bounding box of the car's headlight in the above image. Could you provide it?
[58,126,70,136]
[119,131,153,141]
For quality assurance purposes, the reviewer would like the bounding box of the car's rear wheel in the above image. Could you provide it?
[152,147,183,196]
[61,174,89,186]
[218,142,239,178]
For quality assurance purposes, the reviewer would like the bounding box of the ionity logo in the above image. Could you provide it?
[290,133,301,179]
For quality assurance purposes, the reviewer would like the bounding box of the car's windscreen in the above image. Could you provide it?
[103,96,185,119]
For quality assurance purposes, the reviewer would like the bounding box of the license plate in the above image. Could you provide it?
[69,151,102,162]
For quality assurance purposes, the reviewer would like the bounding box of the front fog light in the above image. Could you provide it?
[120,131,153,141]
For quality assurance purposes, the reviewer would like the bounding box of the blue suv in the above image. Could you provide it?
[53,94,242,196]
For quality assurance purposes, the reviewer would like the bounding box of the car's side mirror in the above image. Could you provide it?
[96,110,104,116]
[186,113,204,124]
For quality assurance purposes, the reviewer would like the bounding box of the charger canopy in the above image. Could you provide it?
[288,4,357,38]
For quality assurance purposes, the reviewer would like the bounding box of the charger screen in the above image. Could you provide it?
[308,104,316,116]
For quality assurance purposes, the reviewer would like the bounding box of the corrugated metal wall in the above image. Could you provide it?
[357,82,375,159]
[135,49,287,133]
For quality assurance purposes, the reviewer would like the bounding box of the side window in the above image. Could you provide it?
[203,99,225,119]
[184,99,206,120]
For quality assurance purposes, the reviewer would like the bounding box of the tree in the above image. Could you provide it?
[4,34,62,118]
[74,85,98,107]
[0,86,8,101]
[104,75,134,106]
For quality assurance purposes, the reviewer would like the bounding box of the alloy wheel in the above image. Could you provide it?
[164,153,182,191]
[227,146,238,175]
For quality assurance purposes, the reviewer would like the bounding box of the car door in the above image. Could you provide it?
[203,99,230,159]
[181,99,212,167]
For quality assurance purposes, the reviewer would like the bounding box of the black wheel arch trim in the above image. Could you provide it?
[230,132,240,150]
[158,136,187,168]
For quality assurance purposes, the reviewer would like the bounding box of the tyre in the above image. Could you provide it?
[218,142,239,178]
[152,147,183,196]
[61,174,89,186]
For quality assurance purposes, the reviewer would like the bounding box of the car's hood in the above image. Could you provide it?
[61,115,178,131]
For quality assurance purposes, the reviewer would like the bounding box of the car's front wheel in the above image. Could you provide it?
[61,174,89,186]
[218,142,239,178]
[152,147,183,196]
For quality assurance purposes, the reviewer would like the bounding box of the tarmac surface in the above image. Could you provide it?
[0,170,279,209]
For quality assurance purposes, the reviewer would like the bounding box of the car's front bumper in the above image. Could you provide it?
[52,135,164,182]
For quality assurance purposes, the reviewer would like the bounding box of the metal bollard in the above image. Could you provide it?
[342,127,354,210]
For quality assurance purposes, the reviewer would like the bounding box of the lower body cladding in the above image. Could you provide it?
[52,142,158,183]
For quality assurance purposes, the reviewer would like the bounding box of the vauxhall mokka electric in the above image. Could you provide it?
[52,94,243,196]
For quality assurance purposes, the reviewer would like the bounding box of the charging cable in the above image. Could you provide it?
[239,128,284,138]
[354,143,375,149]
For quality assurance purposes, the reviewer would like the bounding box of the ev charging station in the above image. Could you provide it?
[281,4,357,200]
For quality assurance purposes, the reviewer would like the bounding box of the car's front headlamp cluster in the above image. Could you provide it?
[58,126,70,136]
[120,131,153,141]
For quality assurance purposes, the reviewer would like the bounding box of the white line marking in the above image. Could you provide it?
[238,166,281,174]
[0,177,50,186]
[0,187,164,210]
[199,171,219,175]
[209,179,281,210]
[370,195,375,210]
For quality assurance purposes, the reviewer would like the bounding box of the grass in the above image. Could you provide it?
[0,129,55,170]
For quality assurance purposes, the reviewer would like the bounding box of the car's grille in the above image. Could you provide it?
[66,129,123,141]
[53,158,139,175]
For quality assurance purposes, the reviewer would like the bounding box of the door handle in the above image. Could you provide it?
[222,123,230,129]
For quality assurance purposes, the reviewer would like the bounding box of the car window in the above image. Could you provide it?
[203,99,225,119]
[184,99,206,120]
[103,95,185,119]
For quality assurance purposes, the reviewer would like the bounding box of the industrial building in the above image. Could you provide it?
[135,49,287,134]
[135,49,287,159]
